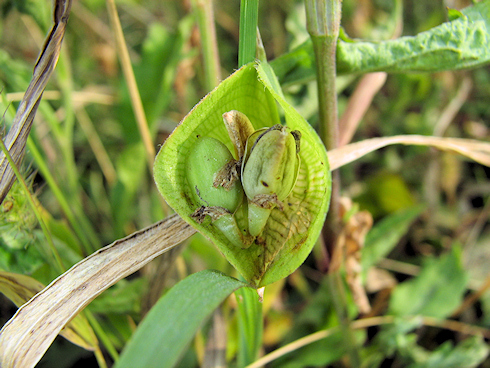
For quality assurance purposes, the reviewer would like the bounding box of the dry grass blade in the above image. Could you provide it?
[0,271,98,351]
[0,0,72,204]
[0,214,196,368]
[328,135,490,170]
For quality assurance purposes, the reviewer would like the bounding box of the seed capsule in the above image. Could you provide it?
[186,136,253,248]
[186,136,242,211]
[241,125,301,236]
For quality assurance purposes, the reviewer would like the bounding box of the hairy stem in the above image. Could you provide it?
[306,1,360,367]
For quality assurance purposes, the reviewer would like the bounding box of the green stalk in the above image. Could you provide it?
[55,50,79,195]
[85,310,119,363]
[238,0,259,67]
[192,0,221,90]
[306,1,360,367]
[305,0,341,249]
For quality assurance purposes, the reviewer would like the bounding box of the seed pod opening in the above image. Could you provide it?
[241,125,301,236]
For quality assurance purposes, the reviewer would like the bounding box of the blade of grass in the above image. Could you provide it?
[238,0,259,67]
[84,310,118,363]
[106,0,155,167]
[75,106,117,186]
[236,287,263,367]
[27,137,97,252]
[328,135,490,170]
[115,270,248,368]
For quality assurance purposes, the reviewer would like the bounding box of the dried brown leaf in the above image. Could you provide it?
[0,0,72,204]
[0,214,195,368]
[0,271,98,351]
[328,135,490,170]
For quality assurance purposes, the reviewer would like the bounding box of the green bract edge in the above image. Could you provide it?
[255,61,331,286]
[153,62,330,287]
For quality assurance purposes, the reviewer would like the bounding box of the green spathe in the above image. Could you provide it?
[153,62,331,287]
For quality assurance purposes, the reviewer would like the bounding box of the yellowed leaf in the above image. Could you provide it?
[329,135,490,170]
[0,271,98,351]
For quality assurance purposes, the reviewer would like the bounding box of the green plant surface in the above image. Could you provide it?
[153,62,331,287]
[1,1,490,367]
[235,287,263,367]
[272,0,490,85]
[389,246,468,319]
[115,270,247,368]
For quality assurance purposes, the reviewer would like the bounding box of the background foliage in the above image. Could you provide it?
[1,0,490,367]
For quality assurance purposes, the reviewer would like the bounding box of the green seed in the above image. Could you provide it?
[186,136,243,212]
[186,136,254,248]
[241,125,301,236]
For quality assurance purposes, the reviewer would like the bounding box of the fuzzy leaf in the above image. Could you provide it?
[271,1,490,84]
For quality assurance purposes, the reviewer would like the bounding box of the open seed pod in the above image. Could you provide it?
[154,62,331,287]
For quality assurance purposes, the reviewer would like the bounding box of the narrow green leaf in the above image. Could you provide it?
[389,246,468,318]
[115,270,247,368]
[238,0,259,67]
[236,287,263,367]
[271,1,490,84]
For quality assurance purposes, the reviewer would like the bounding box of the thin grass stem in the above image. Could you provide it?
[85,310,120,363]
[27,137,97,252]
[238,0,259,67]
[76,106,117,186]
[106,0,155,167]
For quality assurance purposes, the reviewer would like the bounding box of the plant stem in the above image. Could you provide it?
[306,0,341,255]
[306,1,360,366]
[192,0,221,90]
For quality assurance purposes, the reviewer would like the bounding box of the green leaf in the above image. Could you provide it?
[235,287,263,367]
[389,246,468,318]
[362,206,424,273]
[115,270,247,368]
[271,1,490,84]
[154,62,330,287]
[407,336,489,368]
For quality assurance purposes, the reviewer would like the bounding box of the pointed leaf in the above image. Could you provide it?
[115,270,247,368]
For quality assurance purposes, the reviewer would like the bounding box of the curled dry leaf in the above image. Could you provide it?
[0,214,195,368]
[330,198,373,315]
[0,271,97,351]
[0,0,72,204]
[328,135,490,171]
